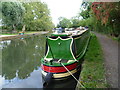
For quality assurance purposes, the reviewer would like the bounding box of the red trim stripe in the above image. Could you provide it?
[41,63,77,73]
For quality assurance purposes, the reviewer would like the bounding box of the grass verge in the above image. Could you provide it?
[77,33,108,88]
[108,36,120,42]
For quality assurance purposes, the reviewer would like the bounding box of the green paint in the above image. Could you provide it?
[46,38,74,60]
[43,30,91,66]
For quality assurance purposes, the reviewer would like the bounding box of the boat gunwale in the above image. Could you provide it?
[41,68,77,74]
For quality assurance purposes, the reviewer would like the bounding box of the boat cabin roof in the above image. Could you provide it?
[51,29,88,37]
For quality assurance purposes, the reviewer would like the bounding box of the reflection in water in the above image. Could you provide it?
[2,68,43,88]
[0,40,11,49]
[1,35,46,88]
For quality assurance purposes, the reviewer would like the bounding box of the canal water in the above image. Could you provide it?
[0,34,80,89]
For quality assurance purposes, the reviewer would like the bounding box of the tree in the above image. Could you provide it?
[91,2,120,36]
[79,2,91,20]
[57,17,72,28]
[80,10,90,19]
[1,1,54,32]
[22,2,54,31]
[1,1,25,32]
[71,17,81,28]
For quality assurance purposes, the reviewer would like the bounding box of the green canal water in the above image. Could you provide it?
[0,34,79,89]
[1,35,46,88]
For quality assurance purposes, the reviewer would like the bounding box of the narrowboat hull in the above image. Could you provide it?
[41,61,82,80]
[41,29,90,81]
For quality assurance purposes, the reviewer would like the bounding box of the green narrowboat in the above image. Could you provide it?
[41,28,90,83]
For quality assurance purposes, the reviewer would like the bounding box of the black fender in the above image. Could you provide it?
[43,72,53,87]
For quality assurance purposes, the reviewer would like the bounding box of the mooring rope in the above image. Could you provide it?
[59,61,86,89]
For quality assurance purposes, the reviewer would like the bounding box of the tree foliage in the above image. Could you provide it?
[91,2,120,36]
[22,2,54,31]
[78,2,120,38]
[80,10,90,19]
[57,17,72,28]
[57,2,120,39]
[71,17,81,28]
[1,1,54,32]
[1,1,25,31]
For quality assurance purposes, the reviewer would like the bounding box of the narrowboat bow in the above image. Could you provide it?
[41,28,90,83]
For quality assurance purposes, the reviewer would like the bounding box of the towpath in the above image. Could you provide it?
[94,32,119,88]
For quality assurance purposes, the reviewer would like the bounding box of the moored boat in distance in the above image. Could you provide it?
[41,27,91,85]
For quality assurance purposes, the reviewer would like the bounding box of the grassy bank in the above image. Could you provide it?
[77,33,108,88]
[108,35,120,42]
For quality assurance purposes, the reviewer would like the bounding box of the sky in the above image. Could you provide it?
[41,0,83,26]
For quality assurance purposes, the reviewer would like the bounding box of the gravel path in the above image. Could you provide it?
[94,32,119,88]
